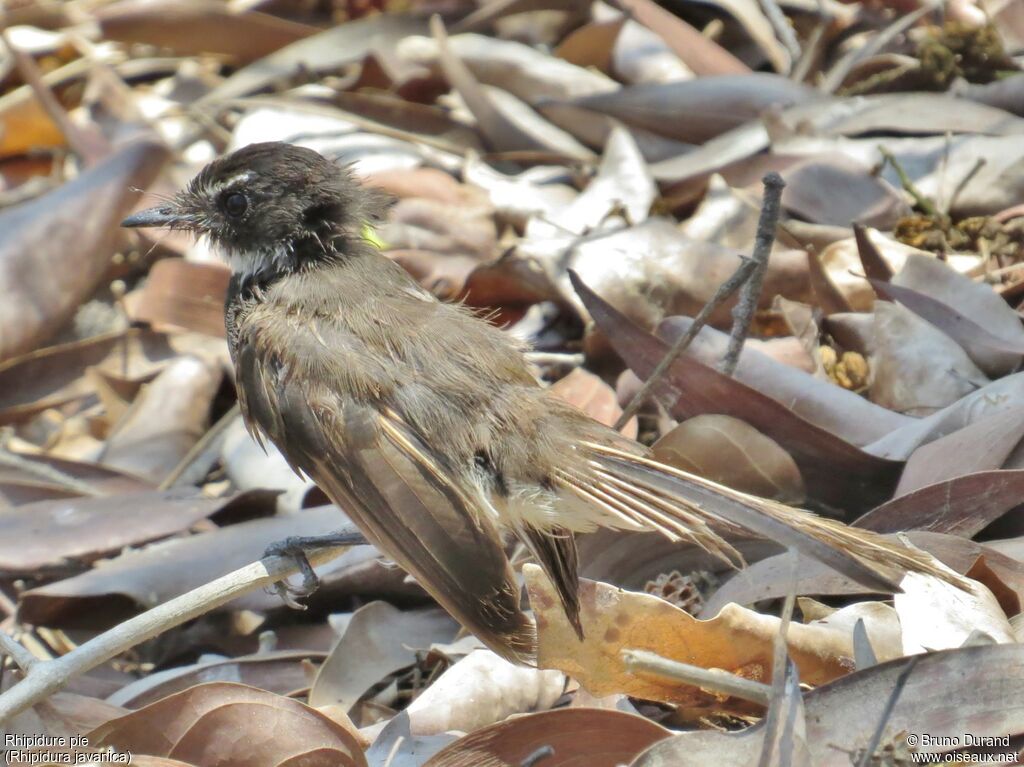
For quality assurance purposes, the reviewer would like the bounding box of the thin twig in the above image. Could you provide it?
[159,403,241,490]
[0,632,39,672]
[758,0,801,67]
[0,533,359,724]
[757,550,799,767]
[945,157,986,216]
[621,649,772,705]
[878,147,938,218]
[0,448,103,498]
[721,173,786,377]
[854,656,921,767]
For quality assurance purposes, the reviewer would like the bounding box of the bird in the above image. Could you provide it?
[123,141,953,664]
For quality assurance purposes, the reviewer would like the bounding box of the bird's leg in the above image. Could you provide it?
[263,527,368,608]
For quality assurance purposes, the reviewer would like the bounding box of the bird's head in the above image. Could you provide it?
[122,142,389,277]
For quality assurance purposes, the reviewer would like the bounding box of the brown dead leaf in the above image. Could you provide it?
[309,602,457,714]
[100,355,221,483]
[425,707,670,767]
[0,137,169,361]
[652,415,805,503]
[869,301,990,416]
[549,368,637,438]
[17,506,419,628]
[129,260,230,338]
[0,489,274,576]
[573,275,902,510]
[89,682,367,767]
[857,469,1024,537]
[525,564,857,709]
[616,0,749,76]
[894,406,1024,496]
[96,0,316,63]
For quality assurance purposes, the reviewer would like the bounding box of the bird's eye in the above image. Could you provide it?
[223,192,248,218]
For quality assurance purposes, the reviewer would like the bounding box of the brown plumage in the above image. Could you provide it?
[123,142,959,664]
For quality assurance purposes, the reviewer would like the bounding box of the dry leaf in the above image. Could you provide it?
[525,564,857,709]
[652,415,805,503]
[404,649,565,735]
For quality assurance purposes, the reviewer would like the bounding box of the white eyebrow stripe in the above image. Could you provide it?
[218,171,254,189]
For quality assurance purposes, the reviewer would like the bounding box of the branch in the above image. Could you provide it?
[0,532,360,724]
[614,173,786,427]
[721,172,785,377]
[621,648,772,705]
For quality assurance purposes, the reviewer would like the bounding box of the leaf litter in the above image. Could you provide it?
[1,1,1024,765]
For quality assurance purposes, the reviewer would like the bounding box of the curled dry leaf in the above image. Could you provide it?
[893,406,1024,496]
[895,565,1016,654]
[887,253,1024,376]
[524,564,858,710]
[404,649,565,736]
[0,138,169,361]
[549,367,637,438]
[425,707,670,767]
[856,469,1024,537]
[574,276,901,510]
[658,317,911,445]
[100,355,222,483]
[869,301,990,416]
[652,415,805,503]
[866,371,1024,459]
[309,601,457,714]
[817,229,977,310]
[89,681,367,767]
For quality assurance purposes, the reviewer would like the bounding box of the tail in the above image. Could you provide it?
[558,441,962,592]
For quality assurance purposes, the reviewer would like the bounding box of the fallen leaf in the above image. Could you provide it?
[525,564,858,709]
[652,415,805,503]
[90,682,367,767]
[868,301,989,416]
[404,649,565,735]
[855,470,1024,537]
[425,707,670,767]
[0,138,169,360]
[549,367,637,437]
[309,602,457,714]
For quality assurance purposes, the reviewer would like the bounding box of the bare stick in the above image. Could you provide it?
[721,173,785,377]
[0,532,360,724]
[758,0,801,65]
[878,147,937,218]
[621,648,772,705]
[613,254,759,429]
[757,550,799,767]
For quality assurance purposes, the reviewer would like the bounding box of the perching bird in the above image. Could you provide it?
[123,142,950,664]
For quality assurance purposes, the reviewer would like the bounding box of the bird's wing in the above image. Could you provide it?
[233,317,535,664]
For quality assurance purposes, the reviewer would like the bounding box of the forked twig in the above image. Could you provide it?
[613,172,786,429]
[721,172,785,377]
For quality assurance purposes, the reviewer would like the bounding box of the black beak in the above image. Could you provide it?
[121,205,183,229]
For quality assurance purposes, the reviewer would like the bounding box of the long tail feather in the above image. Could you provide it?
[581,442,963,591]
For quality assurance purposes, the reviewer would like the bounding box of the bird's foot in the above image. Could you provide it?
[263,529,368,609]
